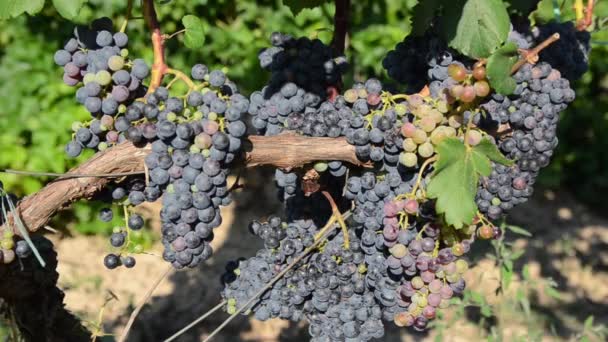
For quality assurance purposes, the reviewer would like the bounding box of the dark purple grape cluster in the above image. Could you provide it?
[531,21,591,81]
[382,32,452,92]
[53,17,150,158]
[476,62,575,219]
[222,218,385,341]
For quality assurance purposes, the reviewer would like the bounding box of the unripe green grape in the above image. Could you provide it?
[208,112,218,121]
[98,142,108,151]
[429,109,444,124]
[402,138,418,152]
[436,100,448,113]
[189,145,201,153]
[400,122,416,138]
[417,295,428,308]
[120,48,129,57]
[430,128,447,145]
[202,149,211,158]
[314,162,328,172]
[95,70,112,86]
[447,63,467,82]
[456,259,469,273]
[118,104,127,113]
[389,244,408,258]
[419,117,436,132]
[166,184,175,193]
[418,142,435,158]
[71,121,83,131]
[112,227,121,233]
[399,152,418,168]
[446,273,461,283]
[344,89,358,103]
[1,239,14,250]
[166,112,177,122]
[356,88,368,99]
[466,129,483,146]
[444,126,457,137]
[108,55,125,71]
[460,86,476,103]
[412,129,427,144]
[394,103,407,116]
[411,276,424,289]
[491,197,501,206]
[83,73,96,85]
[3,230,13,239]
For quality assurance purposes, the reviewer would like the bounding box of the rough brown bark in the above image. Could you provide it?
[3,133,364,236]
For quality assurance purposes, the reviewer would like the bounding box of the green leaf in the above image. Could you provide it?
[486,42,519,95]
[427,138,513,228]
[281,0,328,16]
[530,0,576,24]
[440,0,511,58]
[584,316,595,330]
[182,15,205,49]
[411,0,442,36]
[0,0,45,20]
[52,0,87,19]
[505,224,532,237]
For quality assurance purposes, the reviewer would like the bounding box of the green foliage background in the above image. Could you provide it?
[0,0,606,236]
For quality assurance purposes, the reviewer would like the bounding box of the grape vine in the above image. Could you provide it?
[0,0,597,341]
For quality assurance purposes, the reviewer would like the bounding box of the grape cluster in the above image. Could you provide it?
[223,218,385,341]
[249,33,347,136]
[53,17,150,158]
[531,22,591,81]
[476,62,575,219]
[382,32,451,92]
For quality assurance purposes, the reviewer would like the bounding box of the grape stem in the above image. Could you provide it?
[120,0,134,33]
[578,0,595,31]
[511,33,561,74]
[117,265,173,342]
[163,301,226,342]
[143,0,168,94]
[409,156,437,198]
[163,29,187,40]
[200,211,351,342]
[165,68,197,91]
[321,191,350,249]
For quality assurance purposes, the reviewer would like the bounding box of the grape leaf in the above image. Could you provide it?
[281,0,327,16]
[487,42,519,95]
[439,0,510,58]
[0,0,45,20]
[530,0,576,24]
[410,0,442,36]
[182,15,205,49]
[427,138,513,228]
[52,0,87,20]
[503,0,542,16]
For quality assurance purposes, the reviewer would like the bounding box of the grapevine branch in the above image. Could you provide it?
[0,134,365,237]
[143,0,167,93]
